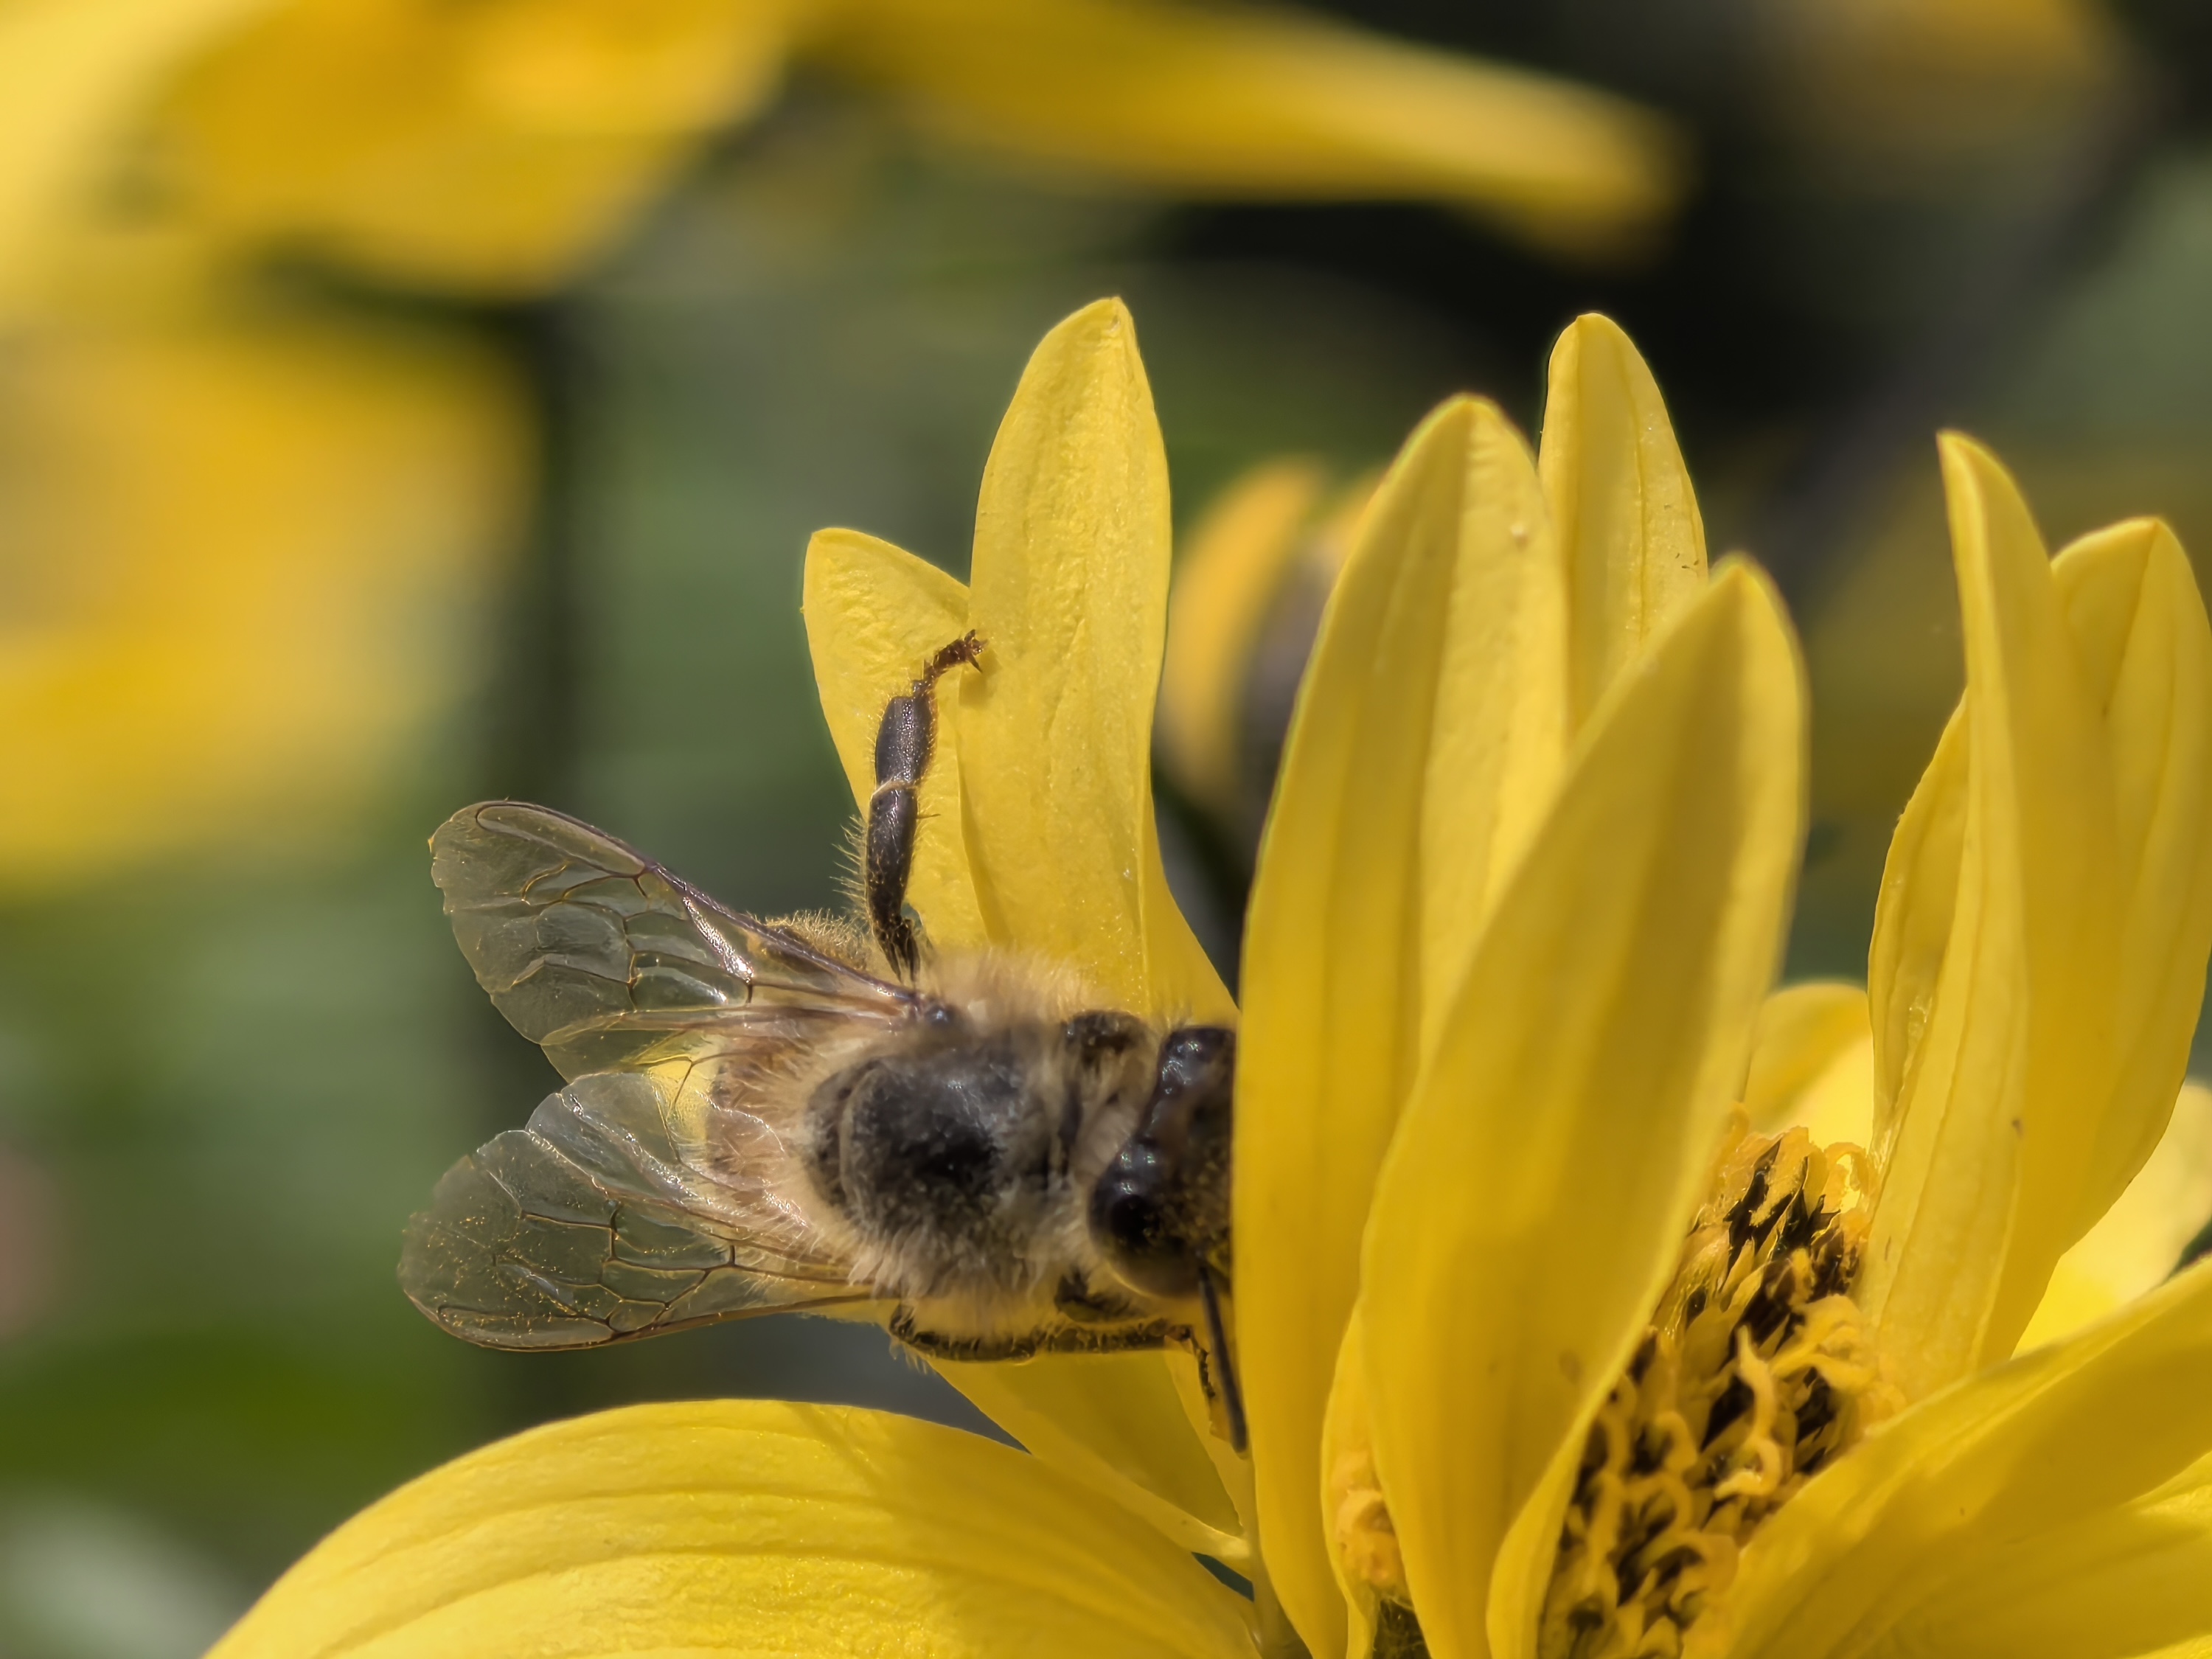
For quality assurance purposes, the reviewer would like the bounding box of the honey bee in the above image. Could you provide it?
[400,635,1245,1444]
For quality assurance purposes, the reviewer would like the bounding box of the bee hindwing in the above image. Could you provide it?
[401,1071,868,1350]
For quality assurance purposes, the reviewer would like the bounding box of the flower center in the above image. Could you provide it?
[1538,1120,1893,1659]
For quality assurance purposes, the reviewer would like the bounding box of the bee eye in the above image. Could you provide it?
[1090,1149,1187,1291]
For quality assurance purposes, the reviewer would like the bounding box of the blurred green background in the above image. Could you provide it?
[5,1,2212,1649]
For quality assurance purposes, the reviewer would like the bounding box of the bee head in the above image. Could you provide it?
[1088,1025,1234,1301]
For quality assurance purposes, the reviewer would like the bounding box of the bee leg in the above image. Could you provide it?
[887,1302,1043,1363]
[1196,1260,1248,1453]
[890,1304,1181,1360]
[1033,1322,1179,1355]
[1051,1272,1154,1326]
[865,632,985,978]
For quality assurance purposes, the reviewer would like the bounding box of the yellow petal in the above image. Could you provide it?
[935,1349,1248,1562]
[154,0,802,293]
[801,526,987,952]
[209,1400,1259,1658]
[1742,981,1871,1133]
[2049,518,2212,1238]
[959,298,1230,1022]
[1357,563,1804,1659]
[0,305,524,886]
[1157,459,1328,818]
[1319,1306,1388,1650]
[1706,1257,2212,1659]
[801,319,1239,1550]
[1858,1448,2212,1659]
[1235,397,1568,1658]
[2020,1082,2212,1352]
[813,0,1683,255]
[1863,443,2212,1399]
[1537,314,1708,732]
[1864,704,1968,1124]
[1412,408,1566,1057]
[804,497,1235,1559]
[1863,439,2106,1399]
[1789,1034,1877,1152]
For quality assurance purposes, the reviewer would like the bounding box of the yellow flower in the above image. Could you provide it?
[1252,392,2212,1659]
[212,302,2212,1659]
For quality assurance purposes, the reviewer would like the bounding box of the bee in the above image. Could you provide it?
[400,634,1245,1445]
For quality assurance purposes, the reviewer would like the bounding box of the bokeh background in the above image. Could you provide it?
[4,1,2212,1650]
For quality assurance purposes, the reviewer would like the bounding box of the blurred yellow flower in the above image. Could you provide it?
[11,0,2120,312]
[0,293,526,881]
[212,302,2212,1658]
[1158,458,1369,841]
[0,0,1693,891]
[4,0,1686,305]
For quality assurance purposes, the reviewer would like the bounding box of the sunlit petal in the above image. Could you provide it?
[209,1400,1259,1658]
[1864,707,1967,1127]
[2021,1082,2212,1352]
[1743,981,1871,1133]
[1319,1306,1389,1655]
[1863,442,2212,1399]
[2048,516,2212,1243]
[1706,1258,2212,1659]
[1411,406,1565,1057]
[801,526,986,951]
[959,297,1230,1022]
[1536,314,1708,731]
[803,524,1237,1554]
[1863,1449,2212,1659]
[1357,563,1804,1659]
[1237,397,1568,1657]
[1864,438,2106,1399]
[936,1350,1248,1562]
[1792,1034,1878,1151]
[814,0,1682,256]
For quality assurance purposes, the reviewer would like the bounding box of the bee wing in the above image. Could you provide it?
[400,1068,875,1350]
[431,801,914,1080]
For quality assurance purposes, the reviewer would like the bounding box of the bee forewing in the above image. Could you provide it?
[400,1070,870,1350]
[431,802,913,1080]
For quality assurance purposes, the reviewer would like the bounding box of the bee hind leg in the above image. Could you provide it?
[887,1303,1178,1362]
[886,1303,1045,1363]
[863,633,984,978]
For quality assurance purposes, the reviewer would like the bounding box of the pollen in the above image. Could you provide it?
[1538,1119,1896,1659]
[1330,1441,1409,1604]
